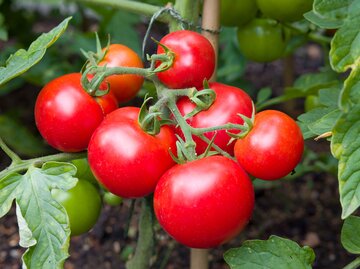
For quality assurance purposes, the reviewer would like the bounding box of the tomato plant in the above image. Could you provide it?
[220,0,258,27]
[176,82,253,155]
[256,0,313,22]
[35,73,116,152]
[98,44,144,103]
[234,110,304,180]
[88,107,177,198]
[51,179,102,236]
[237,18,288,62]
[154,155,254,248]
[156,30,215,89]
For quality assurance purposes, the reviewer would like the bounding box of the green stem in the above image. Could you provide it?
[343,257,360,269]
[171,0,200,31]
[0,152,86,179]
[0,137,21,164]
[197,134,234,160]
[283,23,331,45]
[76,0,170,23]
[126,196,154,269]
[167,98,197,160]
[192,123,247,135]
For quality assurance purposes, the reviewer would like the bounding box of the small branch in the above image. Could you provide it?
[343,257,360,269]
[76,0,170,23]
[0,137,22,164]
[282,23,331,45]
[0,152,87,179]
[126,196,154,269]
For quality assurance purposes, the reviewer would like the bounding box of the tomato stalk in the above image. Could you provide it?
[0,149,86,180]
[126,197,154,269]
[0,137,22,164]
[282,23,332,46]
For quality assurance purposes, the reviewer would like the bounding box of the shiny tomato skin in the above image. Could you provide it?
[156,30,215,89]
[154,156,254,248]
[234,110,304,180]
[176,82,253,155]
[88,107,176,198]
[237,18,288,63]
[99,44,144,103]
[35,73,105,152]
[52,179,102,236]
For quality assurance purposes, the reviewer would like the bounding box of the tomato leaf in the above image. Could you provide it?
[330,0,360,73]
[0,17,71,87]
[341,215,360,254]
[298,86,341,139]
[305,0,353,29]
[224,235,315,269]
[0,162,77,269]
[331,104,360,218]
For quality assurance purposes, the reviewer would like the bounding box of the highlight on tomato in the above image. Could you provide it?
[34,73,117,152]
[156,30,215,89]
[88,107,177,198]
[154,156,254,248]
[234,110,304,180]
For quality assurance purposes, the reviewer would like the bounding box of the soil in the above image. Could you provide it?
[0,31,356,269]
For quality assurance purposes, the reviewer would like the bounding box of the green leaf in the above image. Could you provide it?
[293,70,339,91]
[0,114,50,157]
[331,104,360,218]
[339,66,360,112]
[298,86,341,139]
[341,215,360,254]
[306,0,353,29]
[330,0,360,72]
[304,10,342,29]
[0,162,77,269]
[224,235,315,269]
[255,87,272,106]
[0,17,71,87]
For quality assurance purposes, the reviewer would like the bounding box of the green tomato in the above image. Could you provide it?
[103,192,123,206]
[237,18,288,62]
[220,0,258,27]
[305,95,321,112]
[52,179,102,236]
[71,158,97,185]
[256,0,313,22]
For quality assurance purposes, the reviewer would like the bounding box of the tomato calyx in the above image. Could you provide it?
[138,96,163,135]
[150,38,175,73]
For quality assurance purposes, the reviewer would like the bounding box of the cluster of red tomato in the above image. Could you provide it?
[221,0,314,62]
[34,29,304,247]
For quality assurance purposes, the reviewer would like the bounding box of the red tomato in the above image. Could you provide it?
[156,30,215,89]
[35,73,113,152]
[154,156,254,248]
[175,82,253,155]
[98,44,144,103]
[234,110,304,180]
[88,107,177,198]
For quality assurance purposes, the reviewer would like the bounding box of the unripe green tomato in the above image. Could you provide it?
[305,95,321,112]
[237,18,288,62]
[103,192,123,206]
[52,179,102,236]
[71,158,97,185]
[220,0,258,27]
[256,0,313,22]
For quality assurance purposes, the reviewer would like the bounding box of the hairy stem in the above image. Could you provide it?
[126,196,154,269]
[0,137,21,164]
[76,0,170,23]
[0,152,86,179]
